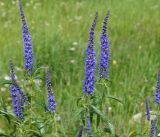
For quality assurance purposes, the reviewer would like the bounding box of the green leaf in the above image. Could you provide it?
[74,107,84,118]
[106,96,123,104]
[90,105,110,128]
[0,80,11,85]
[90,105,103,117]
[127,131,137,137]
[96,114,100,128]
[0,110,15,125]
[26,130,42,137]
[0,133,10,137]
[103,127,118,137]
[76,97,82,106]
[108,122,116,137]
[89,107,118,137]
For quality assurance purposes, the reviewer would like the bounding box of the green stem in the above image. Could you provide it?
[29,76,34,129]
[52,113,58,136]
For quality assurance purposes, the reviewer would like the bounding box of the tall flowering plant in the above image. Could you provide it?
[145,69,160,136]
[0,1,60,136]
[76,11,118,137]
[0,1,119,136]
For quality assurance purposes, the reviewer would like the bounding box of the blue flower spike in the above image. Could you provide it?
[46,68,56,113]
[99,11,110,79]
[86,118,91,135]
[9,61,28,119]
[18,0,34,72]
[83,11,98,95]
[155,69,160,104]
[145,97,150,121]
[150,118,157,137]
[77,125,83,137]
[10,61,28,106]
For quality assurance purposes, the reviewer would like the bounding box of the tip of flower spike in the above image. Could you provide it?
[77,125,83,137]
[86,118,91,135]
[18,0,23,13]
[145,98,150,121]
[106,10,110,16]
[46,67,56,113]
[9,60,17,85]
[46,67,51,84]
[157,68,160,81]
[101,10,110,36]
[95,11,98,17]
[90,11,98,33]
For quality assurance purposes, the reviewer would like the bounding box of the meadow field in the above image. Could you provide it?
[0,0,160,136]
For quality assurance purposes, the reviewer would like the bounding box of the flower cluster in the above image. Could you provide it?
[83,12,98,95]
[150,118,157,137]
[77,125,83,137]
[86,118,91,135]
[10,61,28,119]
[10,84,24,119]
[99,11,110,79]
[46,68,56,113]
[81,11,112,136]
[9,1,57,120]
[18,0,34,72]
[155,69,160,104]
[145,69,160,136]
[145,98,150,121]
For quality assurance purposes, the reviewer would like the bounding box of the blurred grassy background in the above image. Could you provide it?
[0,0,160,136]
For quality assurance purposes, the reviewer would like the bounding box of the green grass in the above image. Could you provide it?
[0,0,160,136]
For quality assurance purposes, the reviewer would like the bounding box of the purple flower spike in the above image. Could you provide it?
[155,126,158,137]
[83,12,98,95]
[18,0,34,72]
[145,98,150,121]
[10,84,24,120]
[155,69,160,104]
[10,60,17,84]
[86,118,91,135]
[10,61,28,106]
[77,125,83,137]
[150,118,157,137]
[99,11,110,79]
[46,68,56,113]
[9,61,28,119]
